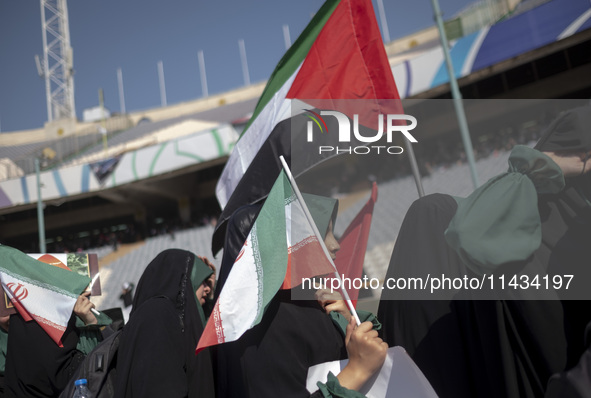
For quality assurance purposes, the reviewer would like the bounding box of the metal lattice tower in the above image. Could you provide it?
[37,0,75,122]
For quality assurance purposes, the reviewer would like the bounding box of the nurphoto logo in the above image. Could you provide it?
[305,109,418,155]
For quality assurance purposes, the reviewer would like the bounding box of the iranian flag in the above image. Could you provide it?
[0,245,90,346]
[197,171,334,353]
[215,0,401,209]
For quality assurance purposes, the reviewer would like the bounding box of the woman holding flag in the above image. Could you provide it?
[0,246,111,398]
[5,291,110,397]
[211,178,387,398]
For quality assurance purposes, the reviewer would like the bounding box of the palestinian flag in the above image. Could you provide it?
[0,245,90,346]
[215,0,401,209]
[197,171,334,353]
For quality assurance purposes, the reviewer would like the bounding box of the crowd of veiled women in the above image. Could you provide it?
[378,105,591,398]
[1,203,389,398]
[1,106,590,398]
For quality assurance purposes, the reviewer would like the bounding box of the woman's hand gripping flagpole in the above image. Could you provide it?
[279,155,361,326]
[87,272,101,317]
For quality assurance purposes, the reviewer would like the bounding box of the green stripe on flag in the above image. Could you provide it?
[1,267,79,298]
[239,0,341,138]
[0,246,91,298]
[250,224,264,323]
[249,172,292,325]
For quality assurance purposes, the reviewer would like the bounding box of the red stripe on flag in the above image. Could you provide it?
[196,300,225,355]
[8,295,33,322]
[32,314,67,345]
[334,182,378,306]
[286,0,402,129]
[282,238,335,290]
[10,297,67,347]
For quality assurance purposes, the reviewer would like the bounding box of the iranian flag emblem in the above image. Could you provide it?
[0,245,90,346]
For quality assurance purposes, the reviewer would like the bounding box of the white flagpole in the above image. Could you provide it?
[431,0,479,189]
[279,156,361,326]
[117,67,126,114]
[376,0,391,42]
[282,24,291,50]
[157,60,167,107]
[198,50,208,98]
[376,0,424,197]
[238,39,251,86]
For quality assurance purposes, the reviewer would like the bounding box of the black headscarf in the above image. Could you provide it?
[379,107,591,397]
[217,290,347,398]
[378,188,591,397]
[115,249,214,398]
[535,105,591,153]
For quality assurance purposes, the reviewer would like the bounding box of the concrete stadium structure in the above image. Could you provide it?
[0,0,590,259]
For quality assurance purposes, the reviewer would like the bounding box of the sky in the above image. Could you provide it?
[0,0,475,133]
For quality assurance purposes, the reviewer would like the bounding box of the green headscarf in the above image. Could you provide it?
[302,192,338,237]
[190,257,214,324]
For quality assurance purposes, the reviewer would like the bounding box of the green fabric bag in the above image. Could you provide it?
[445,145,564,274]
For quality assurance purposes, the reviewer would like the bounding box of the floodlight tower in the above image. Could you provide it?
[35,0,76,123]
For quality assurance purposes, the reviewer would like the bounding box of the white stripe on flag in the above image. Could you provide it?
[216,226,264,342]
[286,195,318,251]
[216,63,302,208]
[1,272,76,329]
